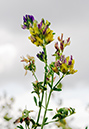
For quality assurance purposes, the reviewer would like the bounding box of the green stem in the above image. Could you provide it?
[41,89,52,129]
[53,74,64,88]
[25,123,27,129]
[45,119,58,125]
[51,72,54,87]
[35,45,47,128]
[36,91,44,124]
[32,71,38,81]
[41,71,54,129]
[45,90,47,106]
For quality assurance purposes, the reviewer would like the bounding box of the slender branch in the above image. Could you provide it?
[35,45,48,128]
[45,90,47,106]
[32,71,38,81]
[41,89,52,129]
[45,119,58,125]
[36,91,44,124]
[53,74,64,88]
[51,72,54,87]
[41,70,54,129]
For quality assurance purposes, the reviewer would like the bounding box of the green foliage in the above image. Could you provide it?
[3,113,12,121]
[34,96,37,106]
[17,125,24,129]
[52,107,75,120]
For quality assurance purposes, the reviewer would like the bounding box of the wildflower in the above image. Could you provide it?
[60,63,68,73]
[36,51,45,62]
[32,81,46,96]
[43,25,48,35]
[38,19,43,29]
[45,29,54,44]
[55,42,59,51]
[28,35,36,43]
[52,67,59,74]
[51,53,77,75]
[59,55,77,74]
[21,55,36,75]
[58,33,71,52]
[21,14,34,29]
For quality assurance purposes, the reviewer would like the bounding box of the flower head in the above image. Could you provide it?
[51,37,77,75]
[21,55,36,75]
[58,33,71,52]
[21,15,34,29]
[22,15,54,47]
[36,51,45,62]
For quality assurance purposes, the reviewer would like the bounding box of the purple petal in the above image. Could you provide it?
[43,25,48,35]
[68,60,72,65]
[22,25,27,29]
[36,54,39,58]
[30,15,34,22]
[70,55,73,60]
[38,20,43,29]
[23,16,27,22]
[42,51,44,54]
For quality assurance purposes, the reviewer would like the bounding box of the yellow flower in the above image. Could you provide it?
[34,41,41,46]
[66,56,70,64]
[69,59,75,70]
[60,64,68,74]
[36,36,43,45]
[28,35,36,43]
[52,67,58,73]
[69,69,78,74]
[45,30,54,44]
[29,28,34,35]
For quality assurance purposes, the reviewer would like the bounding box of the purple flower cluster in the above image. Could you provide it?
[22,15,34,29]
[36,51,45,62]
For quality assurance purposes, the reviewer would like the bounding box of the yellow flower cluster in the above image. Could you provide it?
[28,19,54,46]
[60,56,77,74]
[51,35,77,75]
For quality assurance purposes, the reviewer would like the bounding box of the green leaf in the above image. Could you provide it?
[57,83,62,89]
[3,113,12,121]
[22,109,31,118]
[34,96,37,106]
[30,118,35,125]
[17,125,24,129]
[52,107,75,120]
[47,109,53,111]
[53,87,62,91]
[52,114,60,119]
[52,32,56,35]
[44,117,48,123]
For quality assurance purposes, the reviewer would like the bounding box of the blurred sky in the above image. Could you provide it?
[0,0,89,95]
[0,1,89,128]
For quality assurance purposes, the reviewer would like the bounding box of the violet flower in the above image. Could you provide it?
[38,20,43,29]
[43,25,48,35]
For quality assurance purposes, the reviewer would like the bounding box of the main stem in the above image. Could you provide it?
[41,89,52,129]
[36,91,44,124]
[35,45,47,128]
